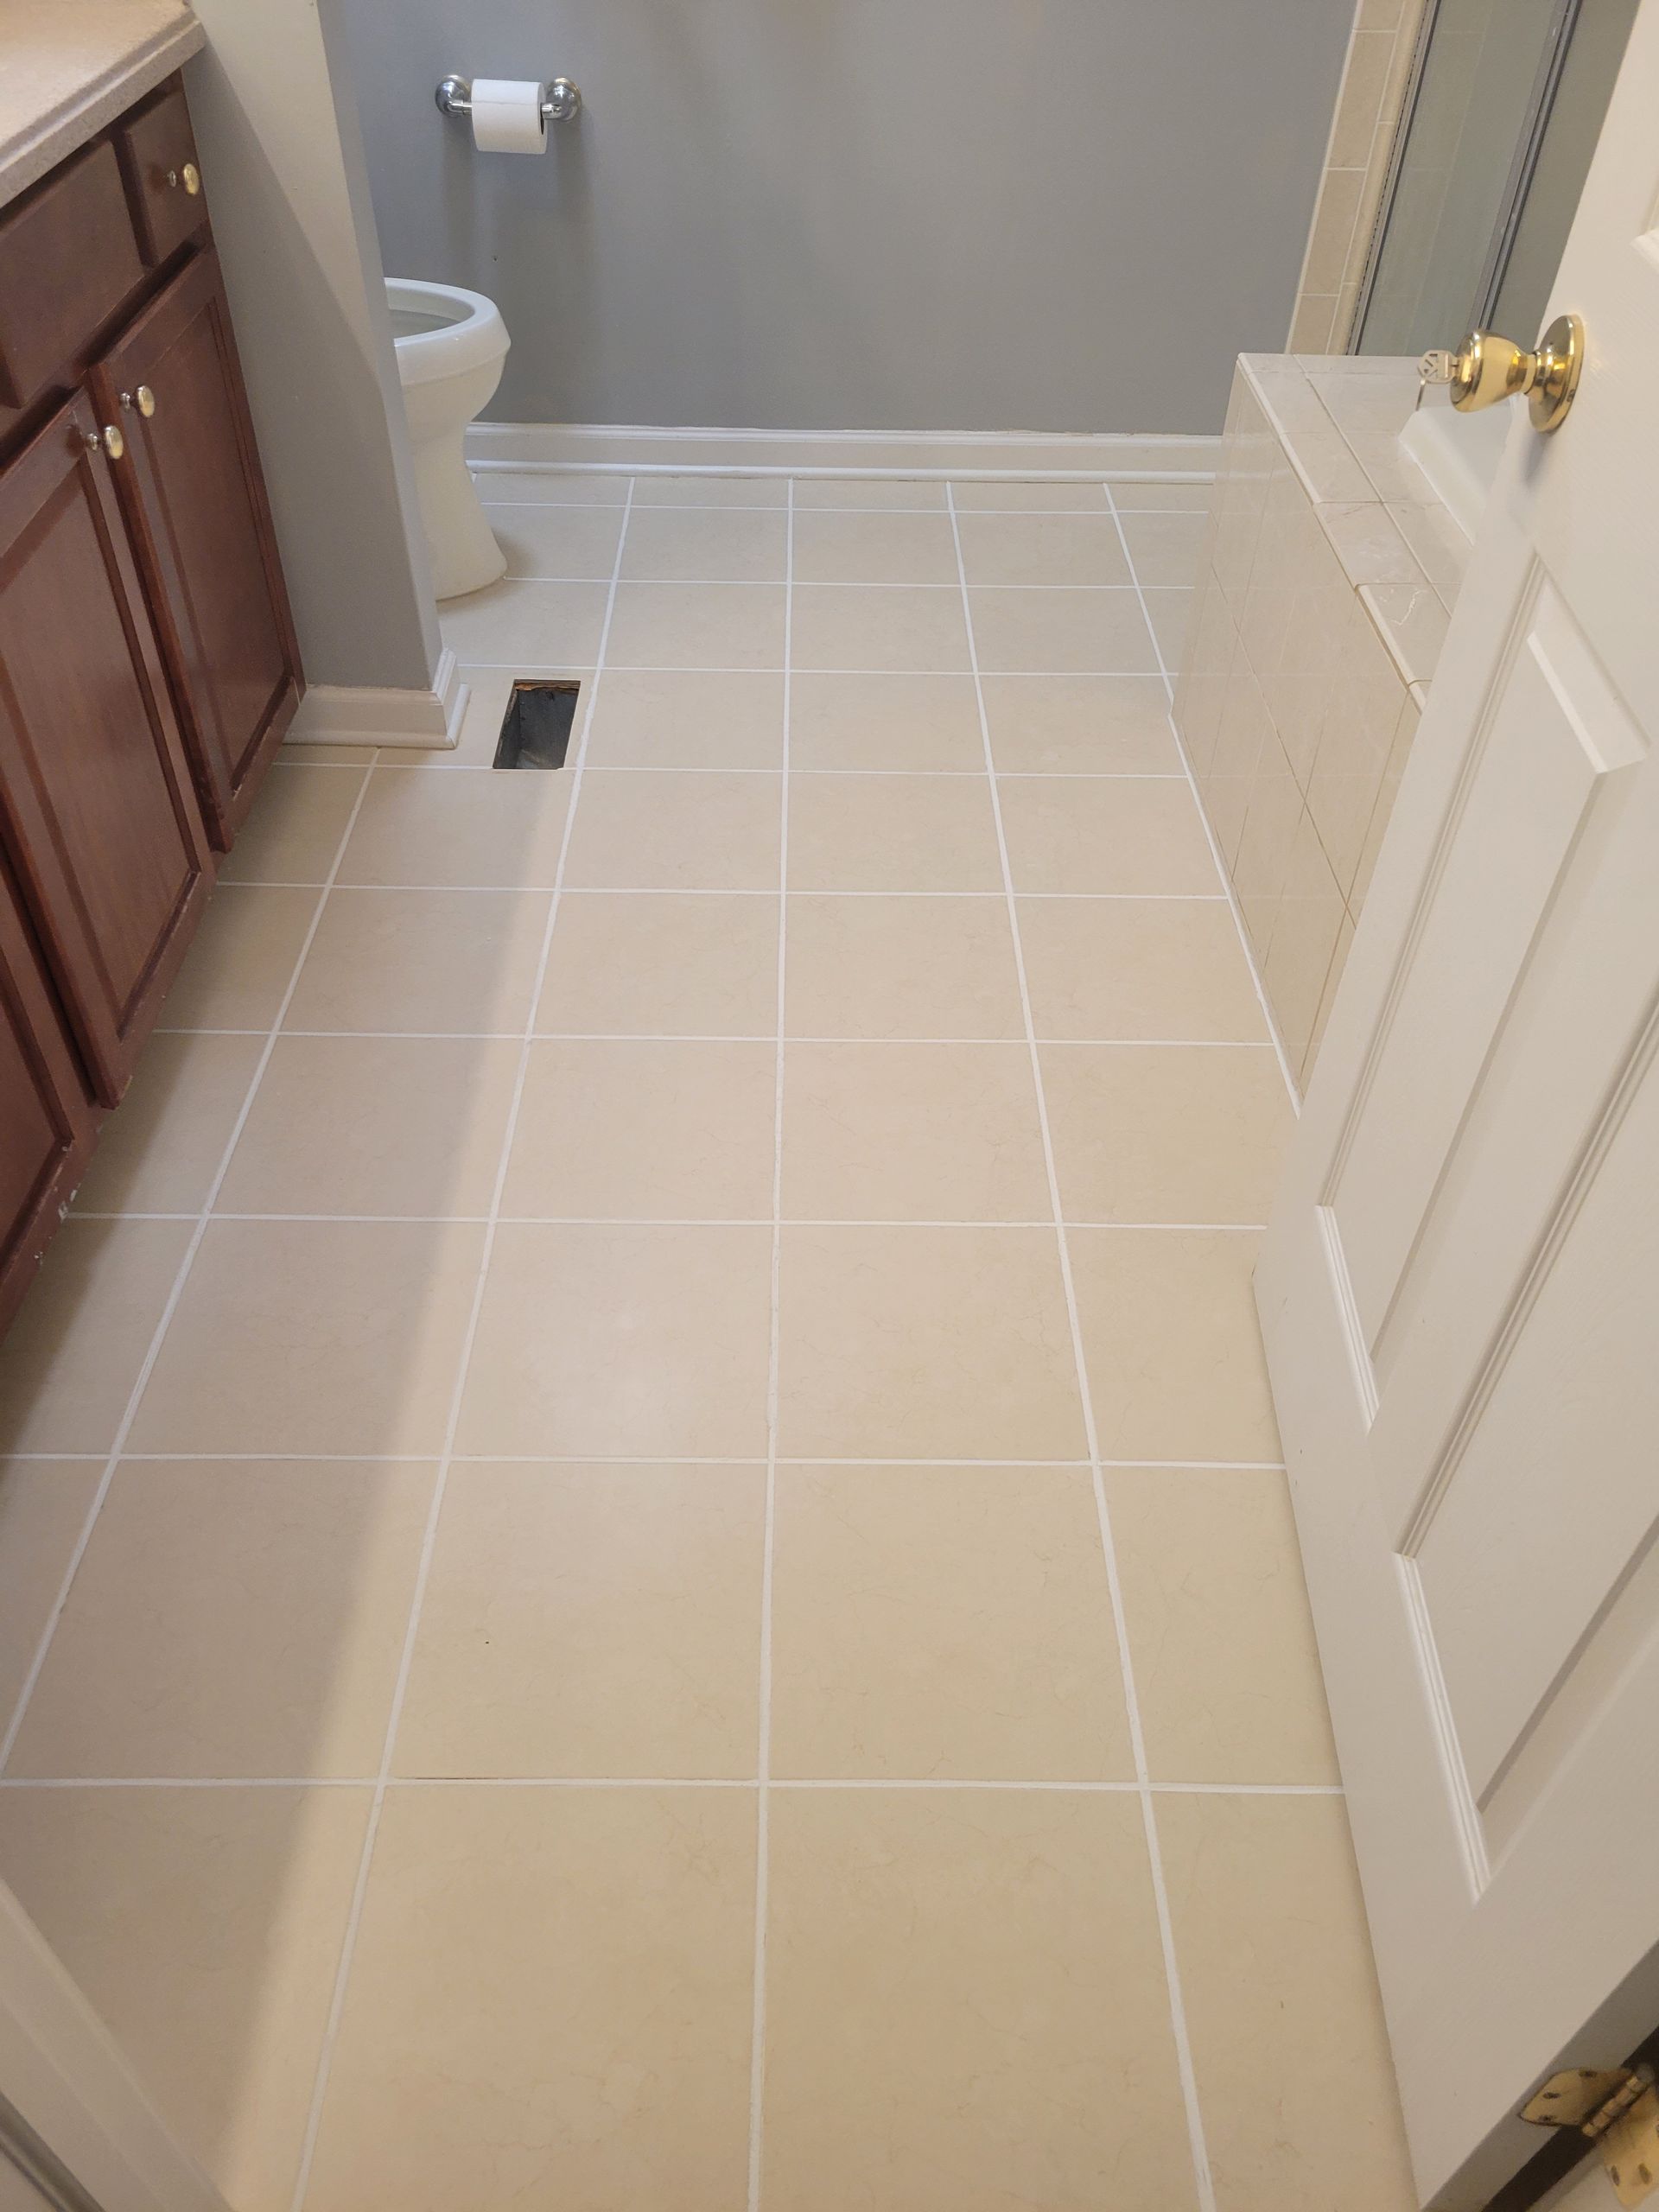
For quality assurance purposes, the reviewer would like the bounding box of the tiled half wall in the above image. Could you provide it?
[1174,353,1469,1091]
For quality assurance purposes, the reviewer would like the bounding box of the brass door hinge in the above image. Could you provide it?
[1522,2066,1659,2207]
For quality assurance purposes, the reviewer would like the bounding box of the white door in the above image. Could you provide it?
[1255,7,1659,2208]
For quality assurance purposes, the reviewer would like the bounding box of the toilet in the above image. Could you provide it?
[386,277,510,601]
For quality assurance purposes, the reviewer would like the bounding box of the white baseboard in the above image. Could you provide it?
[286,647,469,751]
[466,422,1220,480]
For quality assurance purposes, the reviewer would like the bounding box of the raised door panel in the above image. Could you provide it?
[0,392,213,1103]
[0,848,97,1334]
[92,250,302,849]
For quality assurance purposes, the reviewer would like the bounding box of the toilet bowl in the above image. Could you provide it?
[386,277,510,601]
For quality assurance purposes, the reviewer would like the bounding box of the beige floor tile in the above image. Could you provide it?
[283,888,551,1034]
[789,672,984,771]
[1070,1228,1281,1462]
[1120,511,1208,588]
[778,1226,1084,1459]
[338,766,573,888]
[386,666,592,771]
[128,1219,486,1457]
[218,1036,522,1217]
[394,1462,764,1777]
[0,1460,101,1724]
[785,895,1023,1040]
[606,582,785,669]
[11,1459,432,1778]
[957,512,1131,588]
[1144,586,1196,665]
[1018,898,1268,1040]
[788,772,1001,893]
[1160,1793,1415,2212]
[632,473,786,505]
[305,1785,755,2212]
[763,1789,1195,2212]
[220,766,367,884]
[582,670,785,769]
[282,741,377,763]
[791,585,970,673]
[793,478,947,509]
[481,501,624,579]
[791,511,961,586]
[563,770,781,891]
[456,1224,772,1458]
[535,893,779,1037]
[782,1042,1048,1220]
[620,505,788,582]
[997,775,1217,894]
[0,1784,372,2212]
[969,587,1159,674]
[438,580,608,665]
[161,885,318,1031]
[950,480,1110,511]
[472,469,630,505]
[0,1218,191,1455]
[500,1039,776,1217]
[71,1031,264,1214]
[980,673,1179,772]
[771,1465,1130,1780]
[1112,481,1214,511]
[1040,1044,1293,1222]
[1106,1466,1338,1784]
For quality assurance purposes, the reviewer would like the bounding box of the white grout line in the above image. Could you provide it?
[0,1775,1342,1795]
[154,1027,1282,1046]
[20,1453,1287,1471]
[496,576,1157,592]
[449,661,1169,677]
[223,884,1234,902]
[0,762,378,1774]
[745,475,792,2212]
[944,480,1219,2212]
[1101,483,1301,1111]
[283,482,639,2212]
[71,1213,1270,1231]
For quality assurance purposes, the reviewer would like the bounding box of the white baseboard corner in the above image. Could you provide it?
[467,422,1221,481]
[284,648,470,752]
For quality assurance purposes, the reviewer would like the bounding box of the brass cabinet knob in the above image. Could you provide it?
[1427,313,1584,432]
[135,385,156,418]
[165,162,201,196]
[102,424,124,460]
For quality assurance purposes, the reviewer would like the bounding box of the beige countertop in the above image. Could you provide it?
[0,0,204,209]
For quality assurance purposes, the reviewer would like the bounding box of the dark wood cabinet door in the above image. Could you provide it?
[0,848,97,1334]
[92,250,302,849]
[0,391,213,1106]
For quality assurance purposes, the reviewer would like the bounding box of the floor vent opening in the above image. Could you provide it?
[493,678,581,768]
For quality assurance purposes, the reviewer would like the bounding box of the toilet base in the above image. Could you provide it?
[410,437,506,601]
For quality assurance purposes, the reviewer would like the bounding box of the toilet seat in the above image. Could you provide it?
[386,279,508,391]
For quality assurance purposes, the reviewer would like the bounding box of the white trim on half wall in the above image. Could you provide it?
[285,646,470,752]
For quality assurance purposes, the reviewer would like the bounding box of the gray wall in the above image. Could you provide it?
[188,0,438,690]
[338,0,1352,435]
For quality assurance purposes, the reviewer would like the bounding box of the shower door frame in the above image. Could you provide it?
[1351,0,1586,351]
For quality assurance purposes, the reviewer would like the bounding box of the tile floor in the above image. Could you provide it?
[0,474,1415,2212]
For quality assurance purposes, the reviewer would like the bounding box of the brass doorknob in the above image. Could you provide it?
[1422,313,1584,432]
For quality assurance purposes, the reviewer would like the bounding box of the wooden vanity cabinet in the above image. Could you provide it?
[0,850,96,1336]
[92,251,302,845]
[0,72,305,1319]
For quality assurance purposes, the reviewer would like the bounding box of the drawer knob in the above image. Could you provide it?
[166,162,201,196]
[102,424,124,461]
[135,386,156,418]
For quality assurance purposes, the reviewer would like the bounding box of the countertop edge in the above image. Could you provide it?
[0,13,207,213]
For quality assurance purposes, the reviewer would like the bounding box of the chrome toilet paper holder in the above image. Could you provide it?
[435,74,582,124]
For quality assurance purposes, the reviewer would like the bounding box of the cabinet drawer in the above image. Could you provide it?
[0,142,144,409]
[117,86,209,267]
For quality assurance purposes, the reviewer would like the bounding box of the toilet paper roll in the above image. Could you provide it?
[469,79,547,156]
